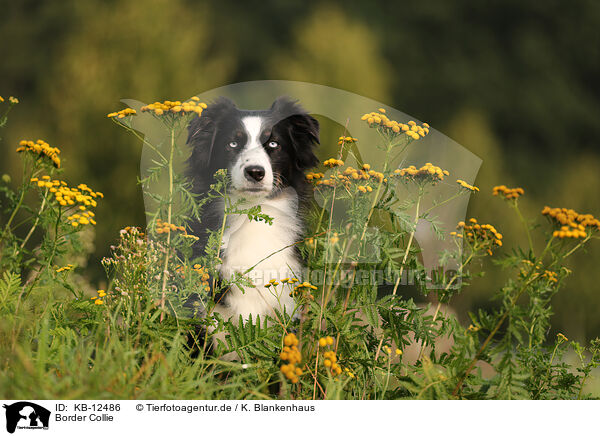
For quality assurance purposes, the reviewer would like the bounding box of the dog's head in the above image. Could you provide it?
[186,96,319,198]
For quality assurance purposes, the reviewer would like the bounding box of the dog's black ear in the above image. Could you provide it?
[271,97,320,171]
[187,97,237,168]
[287,113,320,170]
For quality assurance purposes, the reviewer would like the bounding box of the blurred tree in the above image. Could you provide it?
[269,3,392,102]
[1,0,235,282]
[268,3,393,164]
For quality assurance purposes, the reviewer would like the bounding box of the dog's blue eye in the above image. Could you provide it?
[228,141,238,148]
[268,141,279,149]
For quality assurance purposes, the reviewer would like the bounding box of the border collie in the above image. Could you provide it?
[185,97,319,337]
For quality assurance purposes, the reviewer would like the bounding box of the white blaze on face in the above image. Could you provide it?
[230,116,274,193]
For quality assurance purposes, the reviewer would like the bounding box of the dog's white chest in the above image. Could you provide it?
[218,193,302,319]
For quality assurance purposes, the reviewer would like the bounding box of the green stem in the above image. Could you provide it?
[380,353,393,399]
[312,122,352,400]
[19,207,63,304]
[20,189,48,249]
[562,234,591,259]
[533,337,566,399]
[374,191,422,361]
[359,139,395,242]
[421,191,464,217]
[309,193,328,260]
[576,348,598,400]
[159,128,175,323]
[0,162,30,245]
[514,201,535,255]
[113,119,167,163]
[452,236,556,397]
[417,250,475,361]
[578,374,589,400]
[45,208,62,272]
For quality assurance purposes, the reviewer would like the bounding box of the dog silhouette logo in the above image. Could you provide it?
[2,402,50,434]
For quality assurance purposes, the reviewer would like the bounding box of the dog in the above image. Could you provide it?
[185,96,319,350]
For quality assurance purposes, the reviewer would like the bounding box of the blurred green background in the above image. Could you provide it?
[1,0,599,342]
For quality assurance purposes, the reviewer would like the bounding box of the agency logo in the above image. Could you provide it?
[2,402,50,434]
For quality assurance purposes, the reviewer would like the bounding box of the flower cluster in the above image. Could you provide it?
[319,336,334,347]
[56,264,74,273]
[306,172,325,181]
[31,177,101,225]
[31,176,62,190]
[121,226,145,238]
[16,139,61,168]
[518,260,559,284]
[344,165,385,182]
[519,259,541,278]
[393,163,449,185]
[193,264,210,291]
[543,270,558,283]
[361,109,430,140]
[290,281,317,300]
[324,158,344,168]
[265,277,300,289]
[140,97,207,116]
[493,185,524,200]
[155,219,185,234]
[308,161,390,191]
[0,96,19,104]
[91,289,107,305]
[107,108,136,119]
[295,281,318,291]
[175,264,210,290]
[337,136,358,146]
[321,346,342,376]
[552,224,587,239]
[319,336,342,375]
[366,168,385,182]
[451,218,503,255]
[467,324,481,333]
[263,278,281,288]
[280,333,303,383]
[457,179,480,192]
[192,264,210,281]
[343,367,356,379]
[66,210,96,227]
[520,259,541,272]
[542,206,600,239]
[383,345,403,356]
[313,178,337,188]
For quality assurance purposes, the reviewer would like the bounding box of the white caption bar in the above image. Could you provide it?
[0,400,596,435]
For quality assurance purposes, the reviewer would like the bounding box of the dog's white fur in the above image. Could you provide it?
[229,117,275,194]
[217,188,302,320]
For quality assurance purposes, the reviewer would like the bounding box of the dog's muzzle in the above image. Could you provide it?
[244,165,265,182]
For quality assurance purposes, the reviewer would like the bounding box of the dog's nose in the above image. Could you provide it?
[244,165,265,182]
